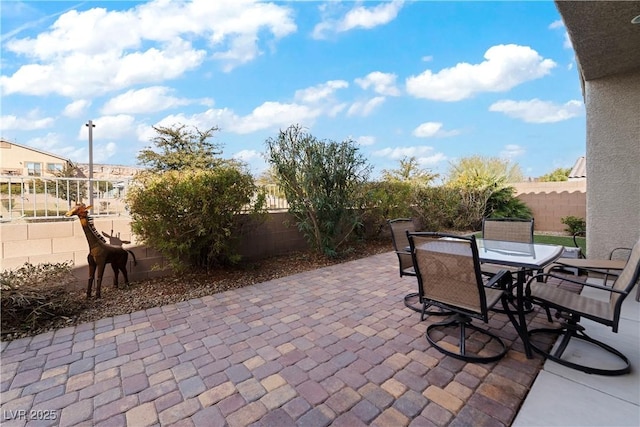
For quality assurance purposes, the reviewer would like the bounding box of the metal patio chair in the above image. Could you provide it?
[407,232,515,363]
[481,217,535,277]
[387,219,449,318]
[525,236,640,375]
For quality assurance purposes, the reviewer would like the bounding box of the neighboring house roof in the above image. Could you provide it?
[0,138,72,163]
[569,156,586,179]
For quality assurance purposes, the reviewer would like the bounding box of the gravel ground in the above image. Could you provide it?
[2,239,392,341]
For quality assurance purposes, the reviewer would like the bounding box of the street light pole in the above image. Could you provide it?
[86,120,95,209]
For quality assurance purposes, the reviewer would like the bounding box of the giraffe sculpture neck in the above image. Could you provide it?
[78,215,108,250]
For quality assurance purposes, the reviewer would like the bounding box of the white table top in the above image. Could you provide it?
[477,239,564,269]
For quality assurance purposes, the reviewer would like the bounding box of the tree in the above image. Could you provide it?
[53,162,87,207]
[446,156,525,229]
[447,155,523,190]
[128,124,265,269]
[381,156,438,186]
[539,167,571,182]
[137,124,224,171]
[265,124,372,257]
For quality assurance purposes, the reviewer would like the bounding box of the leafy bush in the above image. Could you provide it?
[265,125,372,257]
[561,215,586,235]
[126,167,265,270]
[485,186,533,219]
[360,181,415,239]
[410,186,467,230]
[1,262,84,339]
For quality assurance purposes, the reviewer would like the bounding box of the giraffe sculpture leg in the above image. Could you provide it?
[87,255,96,299]
[95,261,106,299]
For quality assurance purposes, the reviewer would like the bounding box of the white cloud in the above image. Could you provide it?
[548,20,564,30]
[234,102,321,134]
[489,98,583,123]
[101,86,202,115]
[373,145,436,159]
[500,144,526,159]
[355,72,401,96]
[421,55,433,62]
[356,135,376,146]
[233,149,261,162]
[312,0,404,39]
[549,19,572,49]
[347,96,385,117]
[77,115,136,140]
[1,0,296,97]
[147,100,322,137]
[94,142,118,163]
[2,43,206,98]
[63,99,91,118]
[0,113,54,131]
[412,122,460,138]
[373,145,446,167]
[406,44,556,102]
[294,80,348,104]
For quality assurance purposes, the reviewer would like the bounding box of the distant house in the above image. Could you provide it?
[75,163,145,180]
[0,139,73,177]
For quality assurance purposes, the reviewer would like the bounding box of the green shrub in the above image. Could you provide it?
[126,167,265,270]
[485,186,533,219]
[1,262,84,339]
[561,215,586,235]
[265,125,372,258]
[360,181,415,239]
[411,186,460,230]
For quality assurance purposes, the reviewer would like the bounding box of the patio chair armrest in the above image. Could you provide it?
[609,247,632,260]
[527,273,627,295]
[485,269,513,290]
[572,230,586,258]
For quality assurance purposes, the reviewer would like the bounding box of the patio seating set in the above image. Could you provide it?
[388,217,640,376]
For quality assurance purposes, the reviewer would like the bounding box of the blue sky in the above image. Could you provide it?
[1,0,585,180]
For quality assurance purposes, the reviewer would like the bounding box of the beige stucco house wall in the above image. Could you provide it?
[584,71,640,258]
[0,139,72,176]
[556,1,640,259]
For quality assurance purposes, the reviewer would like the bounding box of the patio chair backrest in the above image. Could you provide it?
[388,218,416,275]
[482,217,534,244]
[408,232,489,319]
[610,237,640,321]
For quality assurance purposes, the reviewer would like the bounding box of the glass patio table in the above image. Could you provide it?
[407,238,564,358]
[476,238,564,358]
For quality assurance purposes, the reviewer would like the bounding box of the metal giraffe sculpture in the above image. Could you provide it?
[65,204,137,299]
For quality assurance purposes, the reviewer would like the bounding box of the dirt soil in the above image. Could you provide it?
[3,240,392,341]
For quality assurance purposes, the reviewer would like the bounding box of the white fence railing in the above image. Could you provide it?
[1,176,289,222]
[0,176,132,221]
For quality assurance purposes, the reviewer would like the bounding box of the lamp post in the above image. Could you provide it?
[86,120,95,209]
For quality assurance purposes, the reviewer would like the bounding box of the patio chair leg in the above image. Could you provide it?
[528,326,631,376]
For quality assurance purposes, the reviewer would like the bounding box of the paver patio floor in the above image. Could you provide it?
[1,251,551,426]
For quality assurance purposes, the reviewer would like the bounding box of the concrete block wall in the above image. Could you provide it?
[513,181,586,232]
[1,212,309,290]
[1,217,169,291]
[238,212,308,260]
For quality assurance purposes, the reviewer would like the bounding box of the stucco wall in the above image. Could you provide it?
[585,71,640,258]
[512,181,586,233]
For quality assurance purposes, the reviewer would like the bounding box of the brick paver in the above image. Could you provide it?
[0,252,552,426]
